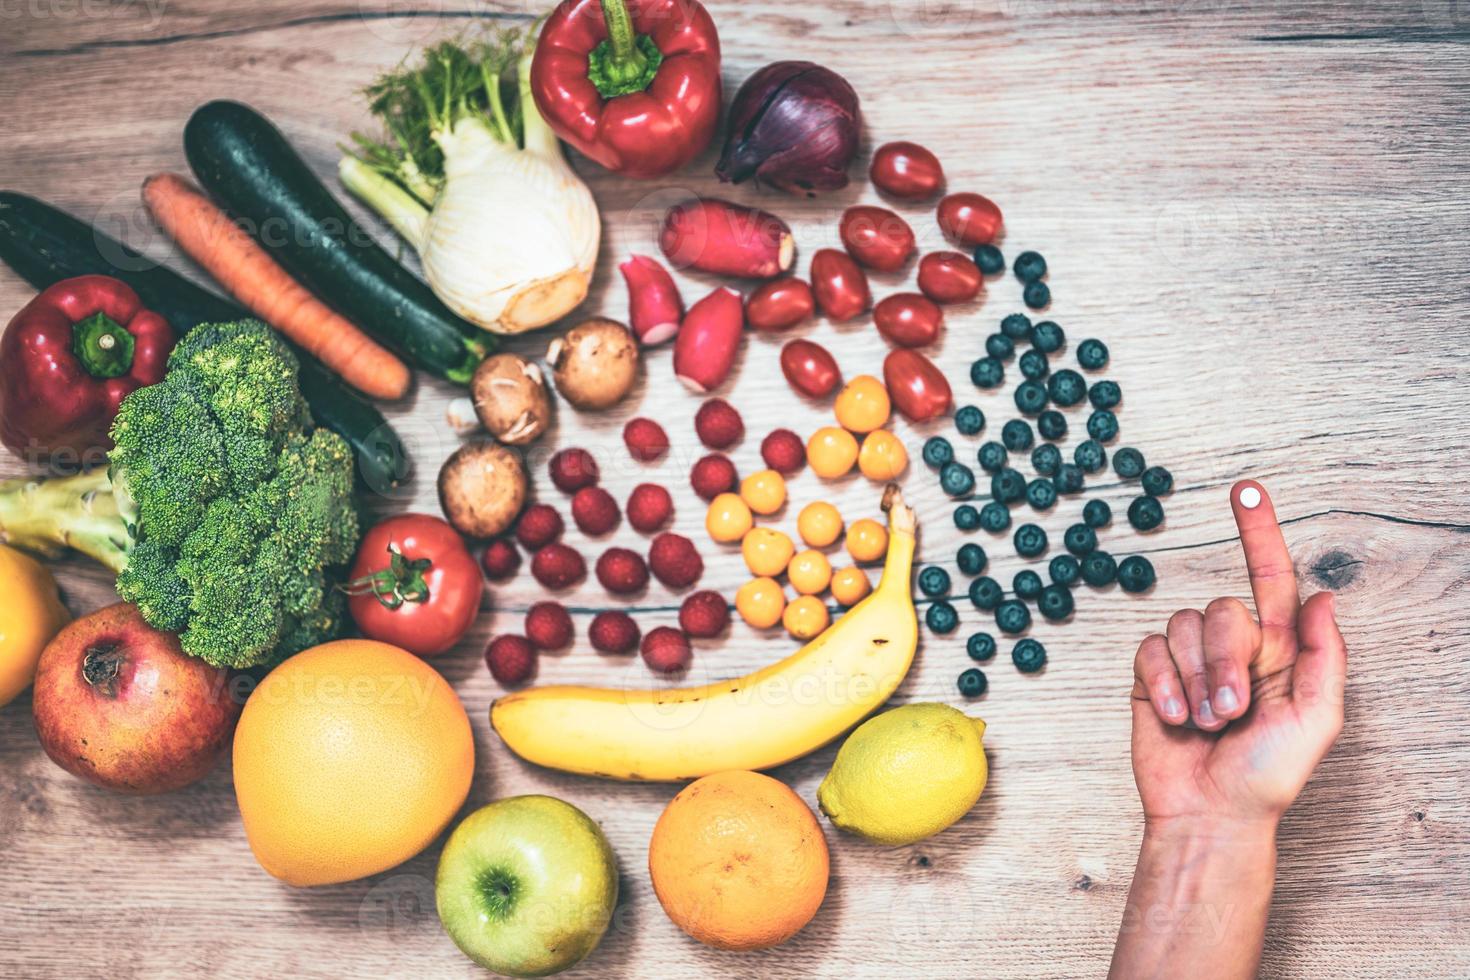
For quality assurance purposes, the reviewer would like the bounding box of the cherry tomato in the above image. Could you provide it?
[883,348,953,422]
[874,293,943,348]
[809,248,870,322]
[839,205,916,272]
[917,251,984,304]
[936,192,1004,246]
[780,339,842,398]
[869,141,945,200]
[346,514,483,658]
[746,277,815,332]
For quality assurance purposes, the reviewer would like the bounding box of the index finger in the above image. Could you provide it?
[1230,480,1300,634]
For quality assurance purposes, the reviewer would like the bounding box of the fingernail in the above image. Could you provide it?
[1214,686,1239,713]
[1164,697,1185,718]
[1197,697,1216,724]
[1239,485,1262,509]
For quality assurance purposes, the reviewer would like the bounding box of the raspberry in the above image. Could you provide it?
[626,483,673,533]
[480,538,520,580]
[679,590,730,639]
[596,547,650,595]
[548,448,599,492]
[514,503,563,550]
[641,626,692,674]
[689,453,737,501]
[531,543,586,590]
[694,398,744,449]
[623,417,670,462]
[485,635,536,686]
[760,428,806,474]
[589,610,641,655]
[648,533,704,589]
[571,486,620,535]
[524,601,574,651]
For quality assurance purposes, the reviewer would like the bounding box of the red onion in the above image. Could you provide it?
[715,61,862,197]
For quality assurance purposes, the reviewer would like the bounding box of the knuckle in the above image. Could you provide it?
[1167,608,1203,635]
[1205,595,1246,619]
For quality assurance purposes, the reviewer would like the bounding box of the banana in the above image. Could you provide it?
[491,486,919,781]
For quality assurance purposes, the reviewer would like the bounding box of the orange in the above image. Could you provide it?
[232,639,474,886]
[648,770,829,950]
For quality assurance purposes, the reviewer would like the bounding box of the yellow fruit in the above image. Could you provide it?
[796,500,843,548]
[649,770,829,950]
[739,469,787,516]
[741,527,795,577]
[833,375,891,433]
[233,639,474,886]
[818,703,988,846]
[845,518,888,562]
[858,429,909,481]
[786,549,832,595]
[829,565,872,606]
[806,426,859,479]
[782,595,830,640]
[706,492,753,543]
[736,577,786,629]
[0,544,70,709]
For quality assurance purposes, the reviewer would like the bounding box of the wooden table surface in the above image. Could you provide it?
[2,1,1468,977]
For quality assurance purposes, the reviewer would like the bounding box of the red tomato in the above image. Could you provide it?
[346,514,483,658]
[780,339,842,398]
[839,205,916,272]
[936,193,1004,246]
[917,251,984,304]
[869,142,945,200]
[883,348,953,422]
[809,248,870,322]
[746,277,815,332]
[874,293,943,348]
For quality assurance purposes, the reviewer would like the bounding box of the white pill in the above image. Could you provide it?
[1239,486,1262,509]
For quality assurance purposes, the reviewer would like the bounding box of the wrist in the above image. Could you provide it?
[1143,813,1280,849]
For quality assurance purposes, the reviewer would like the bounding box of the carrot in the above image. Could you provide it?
[141,173,411,401]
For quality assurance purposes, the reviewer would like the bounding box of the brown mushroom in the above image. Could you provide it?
[437,440,528,538]
[471,353,553,445]
[546,318,639,411]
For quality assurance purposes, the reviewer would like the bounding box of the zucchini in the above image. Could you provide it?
[183,100,489,384]
[0,191,410,491]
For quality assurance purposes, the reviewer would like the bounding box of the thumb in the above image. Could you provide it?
[1291,591,1347,741]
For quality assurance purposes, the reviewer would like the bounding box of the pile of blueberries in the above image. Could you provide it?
[919,248,1175,699]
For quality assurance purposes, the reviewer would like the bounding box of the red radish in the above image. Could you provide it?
[937,192,1004,246]
[870,142,945,200]
[619,254,683,345]
[917,251,983,304]
[874,293,944,348]
[780,339,842,398]
[810,248,870,322]
[746,277,814,332]
[673,286,745,393]
[884,348,953,422]
[659,199,794,278]
[839,205,915,272]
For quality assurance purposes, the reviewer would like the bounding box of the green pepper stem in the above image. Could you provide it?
[587,0,663,99]
[72,312,136,380]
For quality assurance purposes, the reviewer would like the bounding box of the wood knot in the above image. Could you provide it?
[1073,874,1095,892]
[910,854,931,869]
[1309,548,1362,590]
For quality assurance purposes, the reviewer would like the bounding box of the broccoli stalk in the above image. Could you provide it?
[0,467,129,572]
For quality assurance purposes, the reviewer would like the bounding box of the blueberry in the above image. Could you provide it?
[926,600,959,634]
[1142,466,1174,496]
[957,542,988,576]
[1038,584,1074,621]
[977,440,1009,473]
[941,461,976,496]
[1037,410,1068,442]
[1023,280,1050,309]
[1054,462,1085,495]
[1081,550,1118,586]
[979,502,1011,532]
[1013,569,1044,601]
[1083,499,1113,528]
[1002,419,1034,451]
[991,467,1026,504]
[1074,439,1107,473]
[967,631,997,661]
[973,244,1005,275]
[1128,495,1165,531]
[1014,380,1048,415]
[954,504,981,531]
[996,599,1032,635]
[1030,320,1065,354]
[918,565,952,597]
[922,436,954,468]
[969,576,1004,610]
[1001,313,1033,339]
[1087,409,1119,443]
[970,357,1005,389]
[958,667,988,698]
[1013,522,1048,558]
[1031,443,1062,476]
[1113,447,1146,479]
[1026,478,1057,510]
[1013,250,1047,282]
[1118,556,1157,594]
[954,405,985,435]
[1077,338,1109,370]
[1047,369,1086,407]
[986,332,1015,361]
[1064,523,1098,556]
[1012,638,1047,673]
[1049,554,1081,587]
[1019,348,1050,380]
[1088,380,1122,410]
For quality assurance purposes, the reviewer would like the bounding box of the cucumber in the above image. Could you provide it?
[183,100,489,384]
[0,191,410,491]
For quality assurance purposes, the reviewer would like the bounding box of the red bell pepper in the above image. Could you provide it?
[531,0,721,179]
[0,275,173,469]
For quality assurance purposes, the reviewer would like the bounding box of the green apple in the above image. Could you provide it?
[436,795,618,977]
